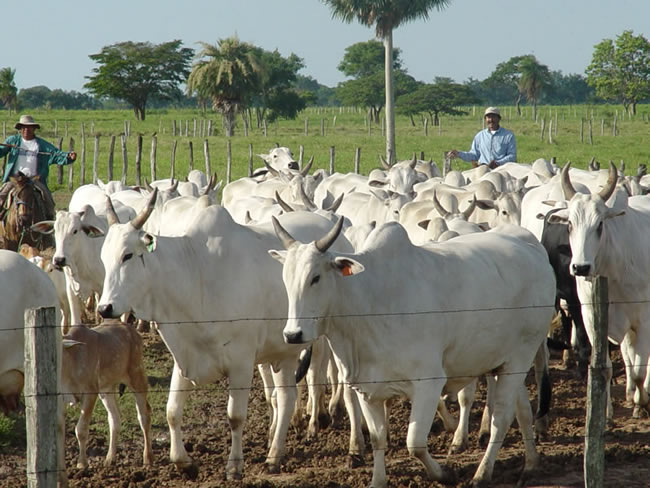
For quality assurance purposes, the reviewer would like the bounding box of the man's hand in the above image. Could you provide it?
[488,160,498,169]
[446,150,459,159]
[68,152,77,162]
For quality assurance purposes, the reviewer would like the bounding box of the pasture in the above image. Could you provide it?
[1,105,650,487]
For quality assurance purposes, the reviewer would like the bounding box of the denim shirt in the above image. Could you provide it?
[457,127,517,166]
[0,134,73,189]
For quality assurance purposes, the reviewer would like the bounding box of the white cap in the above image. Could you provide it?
[484,107,500,117]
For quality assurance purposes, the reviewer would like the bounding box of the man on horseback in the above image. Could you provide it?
[0,114,77,221]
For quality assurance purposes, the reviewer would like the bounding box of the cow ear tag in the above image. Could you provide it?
[146,238,156,253]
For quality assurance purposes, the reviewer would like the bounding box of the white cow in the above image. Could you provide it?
[0,250,60,416]
[548,162,650,419]
[269,218,556,487]
[96,196,353,479]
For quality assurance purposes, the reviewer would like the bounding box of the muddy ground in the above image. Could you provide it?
[1,331,649,488]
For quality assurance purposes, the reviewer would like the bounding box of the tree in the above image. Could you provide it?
[483,55,536,113]
[85,40,193,121]
[517,56,551,121]
[586,30,650,115]
[251,49,307,123]
[397,77,479,125]
[187,36,263,136]
[294,75,337,106]
[543,71,594,105]
[0,67,18,114]
[323,0,451,163]
[338,40,402,78]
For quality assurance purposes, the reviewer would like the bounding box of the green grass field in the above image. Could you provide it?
[2,104,648,209]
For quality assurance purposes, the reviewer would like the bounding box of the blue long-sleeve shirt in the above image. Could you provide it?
[457,127,517,166]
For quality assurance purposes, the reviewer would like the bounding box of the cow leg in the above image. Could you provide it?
[98,392,121,466]
[75,393,98,469]
[306,339,330,437]
[64,274,83,328]
[226,367,254,479]
[472,370,526,487]
[167,362,195,471]
[449,378,477,454]
[515,383,540,477]
[342,379,365,467]
[130,378,153,466]
[533,341,551,440]
[407,384,445,482]
[327,355,345,427]
[478,375,495,447]
[436,397,457,433]
[620,336,635,404]
[266,359,298,473]
[257,363,277,446]
[357,395,388,488]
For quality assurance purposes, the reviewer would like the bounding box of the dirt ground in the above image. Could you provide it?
[1,332,649,488]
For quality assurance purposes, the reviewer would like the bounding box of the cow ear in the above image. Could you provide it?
[62,339,85,348]
[268,249,287,264]
[82,225,105,238]
[605,209,625,220]
[30,220,55,235]
[142,233,157,252]
[332,257,364,277]
[547,212,569,225]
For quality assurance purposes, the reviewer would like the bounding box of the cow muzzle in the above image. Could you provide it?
[52,256,66,270]
[97,303,116,319]
[571,263,591,276]
[284,330,304,344]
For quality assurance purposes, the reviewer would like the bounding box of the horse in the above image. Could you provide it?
[0,174,54,252]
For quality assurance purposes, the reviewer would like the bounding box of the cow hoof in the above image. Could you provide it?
[179,463,199,480]
[318,412,331,430]
[264,462,281,474]
[632,405,650,419]
[447,442,467,455]
[478,431,490,448]
[348,453,365,468]
[225,470,242,481]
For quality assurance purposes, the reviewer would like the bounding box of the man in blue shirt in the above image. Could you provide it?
[448,107,516,169]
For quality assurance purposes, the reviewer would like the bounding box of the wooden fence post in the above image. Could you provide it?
[56,137,64,185]
[320,119,325,137]
[298,145,305,169]
[92,135,100,185]
[329,146,335,174]
[548,119,554,144]
[540,118,546,141]
[203,139,211,176]
[248,144,254,177]
[170,140,177,180]
[304,118,309,136]
[226,139,232,184]
[150,136,157,182]
[423,117,428,137]
[135,134,142,187]
[584,276,608,488]
[580,119,584,143]
[24,306,66,488]
[67,138,75,191]
[107,135,116,181]
[120,134,128,184]
[354,147,361,174]
[188,141,194,172]
[589,119,594,145]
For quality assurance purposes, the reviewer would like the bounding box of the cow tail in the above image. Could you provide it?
[536,367,552,420]
[295,345,313,384]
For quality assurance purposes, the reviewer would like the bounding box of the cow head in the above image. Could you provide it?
[547,162,624,277]
[97,189,158,319]
[269,216,364,344]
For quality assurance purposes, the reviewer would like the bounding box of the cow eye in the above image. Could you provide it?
[122,253,133,263]
[310,275,320,286]
[73,229,78,234]
[567,222,573,234]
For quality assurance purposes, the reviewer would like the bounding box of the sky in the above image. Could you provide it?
[5,0,650,93]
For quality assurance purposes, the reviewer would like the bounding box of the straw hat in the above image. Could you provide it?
[15,115,41,130]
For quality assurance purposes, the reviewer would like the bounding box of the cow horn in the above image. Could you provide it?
[379,155,391,170]
[431,191,451,218]
[202,173,216,195]
[560,162,576,200]
[275,191,294,212]
[325,192,344,213]
[271,216,296,249]
[409,155,417,169]
[170,178,179,192]
[144,179,154,192]
[462,195,477,220]
[315,216,344,253]
[299,184,316,211]
[264,161,281,178]
[300,156,314,177]
[598,161,618,202]
[105,196,120,226]
[130,187,158,230]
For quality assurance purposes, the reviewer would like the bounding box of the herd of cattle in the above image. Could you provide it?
[2,145,650,487]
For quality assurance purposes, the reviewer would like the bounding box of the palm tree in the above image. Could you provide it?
[323,0,451,163]
[517,56,551,121]
[0,67,18,114]
[187,36,264,137]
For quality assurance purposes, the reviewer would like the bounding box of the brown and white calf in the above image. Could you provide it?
[62,320,152,468]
